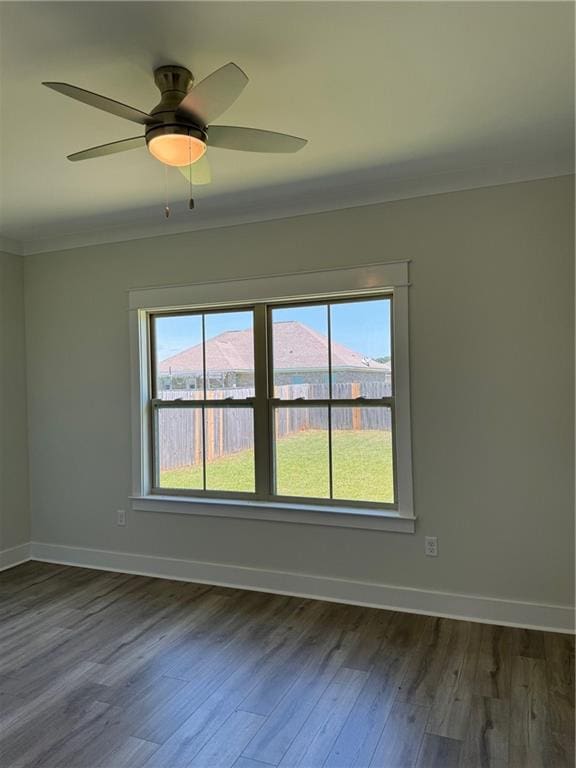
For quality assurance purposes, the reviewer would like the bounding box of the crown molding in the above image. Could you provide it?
[0,235,23,256]
[4,161,573,257]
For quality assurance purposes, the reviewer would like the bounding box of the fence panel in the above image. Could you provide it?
[157,383,391,471]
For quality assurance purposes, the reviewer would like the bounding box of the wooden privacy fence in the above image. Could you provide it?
[158,406,253,470]
[158,383,392,471]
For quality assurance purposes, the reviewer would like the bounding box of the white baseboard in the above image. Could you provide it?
[0,542,31,571]
[28,541,574,633]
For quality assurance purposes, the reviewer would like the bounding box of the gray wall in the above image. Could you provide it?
[24,177,574,607]
[0,250,30,550]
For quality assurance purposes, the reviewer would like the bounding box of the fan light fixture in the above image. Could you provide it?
[42,62,307,190]
[148,133,206,167]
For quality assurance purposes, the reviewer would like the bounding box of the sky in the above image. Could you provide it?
[155,298,391,361]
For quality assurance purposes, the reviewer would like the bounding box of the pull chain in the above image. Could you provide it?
[188,136,195,210]
[164,164,170,218]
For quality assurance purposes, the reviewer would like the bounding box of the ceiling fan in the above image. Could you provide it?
[43,63,307,186]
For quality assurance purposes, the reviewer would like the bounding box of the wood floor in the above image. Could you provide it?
[0,563,573,768]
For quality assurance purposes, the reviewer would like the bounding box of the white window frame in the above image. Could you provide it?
[129,261,415,533]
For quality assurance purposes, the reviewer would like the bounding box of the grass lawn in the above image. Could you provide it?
[160,429,394,503]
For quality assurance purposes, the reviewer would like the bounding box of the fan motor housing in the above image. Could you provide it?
[146,65,206,146]
[153,65,194,96]
[151,66,193,116]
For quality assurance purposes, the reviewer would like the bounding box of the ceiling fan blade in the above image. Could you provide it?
[43,82,157,126]
[67,136,146,162]
[178,154,212,185]
[176,63,248,125]
[207,126,307,153]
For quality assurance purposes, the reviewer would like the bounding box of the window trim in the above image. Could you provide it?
[129,261,415,533]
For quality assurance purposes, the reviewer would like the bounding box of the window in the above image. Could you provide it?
[150,297,394,507]
[130,262,414,532]
[151,308,256,495]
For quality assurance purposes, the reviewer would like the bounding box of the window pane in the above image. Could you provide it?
[273,407,329,498]
[205,311,255,398]
[271,305,329,398]
[154,314,204,400]
[205,408,255,493]
[157,407,203,489]
[331,406,394,503]
[330,298,392,398]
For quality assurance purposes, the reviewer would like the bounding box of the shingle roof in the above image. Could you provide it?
[158,321,389,374]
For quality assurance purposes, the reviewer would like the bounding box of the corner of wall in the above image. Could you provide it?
[0,250,31,558]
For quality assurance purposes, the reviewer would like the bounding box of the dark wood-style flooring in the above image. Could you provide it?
[0,562,573,768]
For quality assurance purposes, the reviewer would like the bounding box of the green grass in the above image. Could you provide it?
[160,429,394,503]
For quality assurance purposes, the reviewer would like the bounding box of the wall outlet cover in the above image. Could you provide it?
[425,536,438,556]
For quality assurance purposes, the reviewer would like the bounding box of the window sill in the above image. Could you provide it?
[130,495,416,533]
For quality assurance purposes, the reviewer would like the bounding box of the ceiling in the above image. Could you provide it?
[0,1,573,254]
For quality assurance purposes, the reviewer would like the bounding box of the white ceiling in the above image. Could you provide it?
[0,1,573,254]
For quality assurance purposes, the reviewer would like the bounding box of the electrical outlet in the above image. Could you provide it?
[117,509,126,527]
[425,536,438,557]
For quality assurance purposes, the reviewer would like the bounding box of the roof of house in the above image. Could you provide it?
[158,321,390,374]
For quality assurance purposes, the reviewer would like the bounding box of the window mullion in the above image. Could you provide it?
[327,303,334,499]
[253,304,270,498]
[201,314,207,491]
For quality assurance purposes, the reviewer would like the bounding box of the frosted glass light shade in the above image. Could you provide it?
[148,134,206,167]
